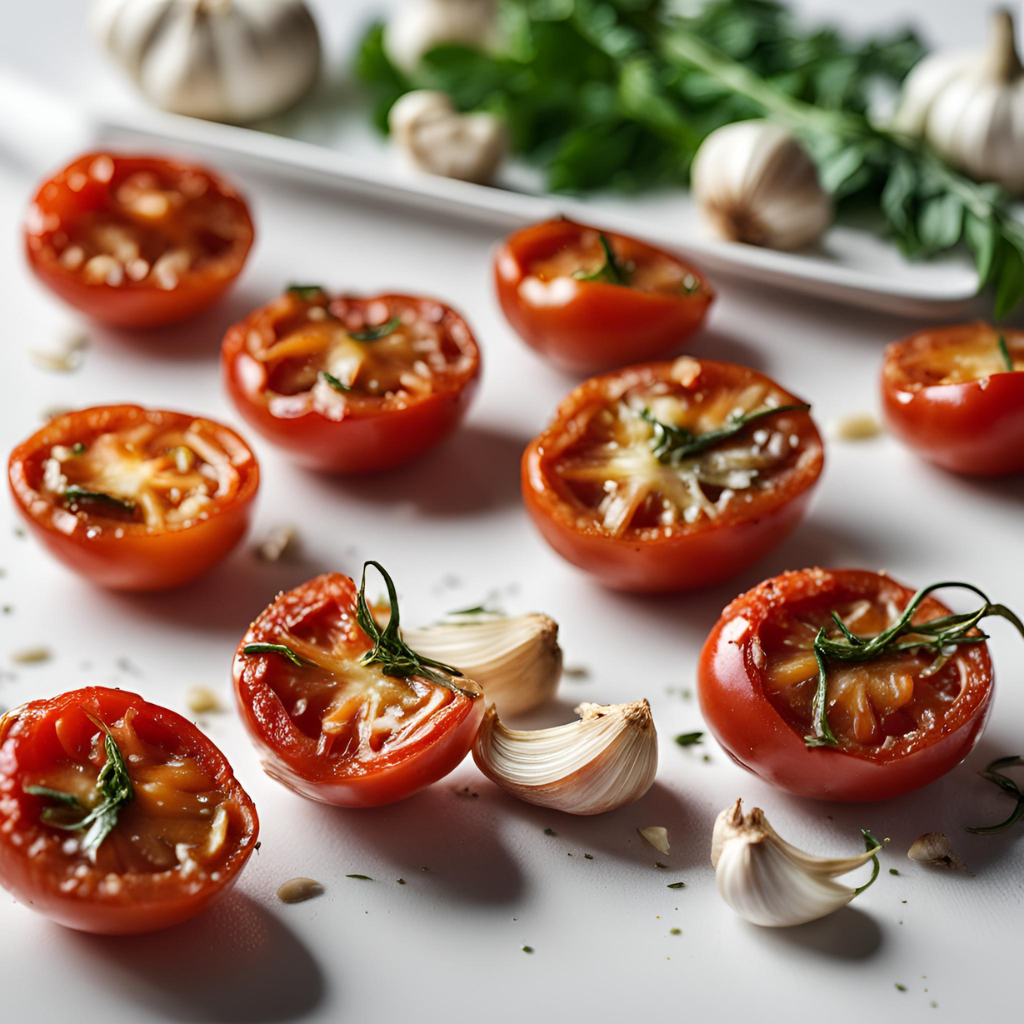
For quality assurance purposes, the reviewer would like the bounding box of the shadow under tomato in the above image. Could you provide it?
[59,891,327,1022]
[755,905,884,961]
[679,325,768,372]
[323,782,526,906]
[303,422,530,518]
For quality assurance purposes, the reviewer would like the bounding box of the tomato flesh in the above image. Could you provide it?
[25,153,254,327]
[8,405,259,591]
[0,688,258,934]
[522,358,823,592]
[494,218,714,374]
[881,321,1024,476]
[697,569,994,802]
[233,573,484,807]
[222,290,480,473]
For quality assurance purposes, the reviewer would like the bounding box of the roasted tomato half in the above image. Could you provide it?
[0,687,258,934]
[233,565,484,806]
[522,358,823,592]
[24,152,254,327]
[697,569,1004,802]
[222,287,481,473]
[881,321,1024,476]
[8,405,259,591]
[494,218,714,374]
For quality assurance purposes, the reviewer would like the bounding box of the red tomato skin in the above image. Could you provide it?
[697,569,994,803]
[881,329,1024,477]
[221,295,481,474]
[233,574,485,807]
[523,448,815,593]
[24,153,254,328]
[0,688,259,935]
[7,406,259,592]
[494,219,714,374]
[520,360,823,593]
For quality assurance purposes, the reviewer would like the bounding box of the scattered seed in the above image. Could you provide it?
[908,832,967,870]
[637,826,670,855]
[562,665,590,679]
[11,646,52,664]
[830,412,882,442]
[454,786,479,798]
[397,878,406,885]
[543,828,557,836]
[584,853,593,860]
[254,842,262,853]
[670,928,681,935]
[654,862,668,869]
[889,868,900,876]
[254,524,297,562]
[186,686,221,714]
[276,877,324,903]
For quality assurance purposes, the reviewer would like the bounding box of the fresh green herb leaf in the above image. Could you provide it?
[521,946,534,954]
[287,284,325,301]
[320,370,352,393]
[356,561,477,698]
[998,334,1014,373]
[24,785,82,807]
[806,582,1024,747]
[966,756,1024,834]
[852,830,883,896]
[889,868,900,876]
[349,317,402,343]
[641,403,810,464]
[242,642,307,667]
[670,927,681,934]
[674,731,704,747]
[895,984,907,992]
[346,874,373,880]
[666,881,686,889]
[573,233,630,285]
[62,487,136,515]
[33,712,134,861]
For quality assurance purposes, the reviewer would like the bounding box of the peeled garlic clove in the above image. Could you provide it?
[473,700,658,815]
[388,90,507,184]
[384,0,500,74]
[712,799,880,927]
[638,826,670,855]
[402,612,561,717]
[691,120,833,251]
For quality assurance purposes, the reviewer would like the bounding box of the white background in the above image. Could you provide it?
[0,3,1021,1023]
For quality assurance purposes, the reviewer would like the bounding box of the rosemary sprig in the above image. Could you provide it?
[62,487,136,514]
[966,756,1024,835]
[852,830,884,896]
[640,403,810,464]
[25,712,134,861]
[242,642,308,667]
[805,582,1024,748]
[998,334,1014,373]
[356,561,477,699]
[573,233,630,285]
[320,370,352,393]
[349,317,402,342]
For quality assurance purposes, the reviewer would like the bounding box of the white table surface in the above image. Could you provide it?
[1,3,1021,1023]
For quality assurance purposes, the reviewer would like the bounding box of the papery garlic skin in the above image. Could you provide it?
[895,10,1024,195]
[92,0,321,123]
[691,120,833,251]
[473,700,658,815]
[712,799,878,927]
[385,0,500,74]
[388,90,507,184]
[403,612,561,717]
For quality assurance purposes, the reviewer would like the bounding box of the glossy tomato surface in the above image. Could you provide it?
[0,687,259,934]
[494,218,713,374]
[698,568,994,802]
[233,572,485,806]
[881,321,1024,476]
[8,405,259,591]
[222,288,481,473]
[24,152,254,327]
[522,358,823,593]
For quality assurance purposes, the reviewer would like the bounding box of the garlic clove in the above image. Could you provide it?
[907,831,967,870]
[638,826,670,855]
[388,90,507,184]
[402,612,561,717]
[384,0,500,74]
[691,120,833,251]
[712,799,881,927]
[473,700,658,815]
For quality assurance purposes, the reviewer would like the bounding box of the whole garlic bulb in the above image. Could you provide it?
[388,89,507,184]
[385,0,499,74]
[473,700,658,815]
[402,611,561,718]
[894,9,1024,195]
[691,120,833,250]
[712,799,881,927]
[91,0,321,123]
